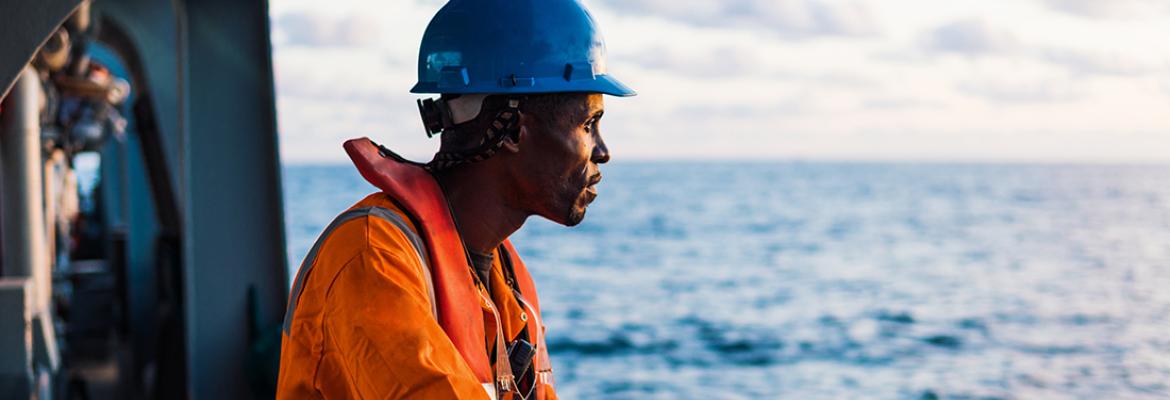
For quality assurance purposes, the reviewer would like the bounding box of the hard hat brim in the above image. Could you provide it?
[411,74,636,97]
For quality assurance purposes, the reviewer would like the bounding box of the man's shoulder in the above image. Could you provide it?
[321,192,423,258]
[292,193,428,304]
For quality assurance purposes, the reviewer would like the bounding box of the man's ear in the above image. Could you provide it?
[501,121,526,154]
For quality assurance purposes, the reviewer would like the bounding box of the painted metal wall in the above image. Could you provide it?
[183,0,288,397]
[96,0,290,397]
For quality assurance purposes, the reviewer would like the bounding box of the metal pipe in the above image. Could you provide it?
[0,66,50,312]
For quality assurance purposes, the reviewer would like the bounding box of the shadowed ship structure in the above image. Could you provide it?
[0,0,287,398]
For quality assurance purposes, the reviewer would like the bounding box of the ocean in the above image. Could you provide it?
[282,161,1170,399]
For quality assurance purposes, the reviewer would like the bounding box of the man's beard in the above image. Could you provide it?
[565,205,585,227]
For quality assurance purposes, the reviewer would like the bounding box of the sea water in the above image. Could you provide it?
[283,162,1170,399]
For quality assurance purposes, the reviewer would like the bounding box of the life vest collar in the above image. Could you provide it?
[344,137,553,398]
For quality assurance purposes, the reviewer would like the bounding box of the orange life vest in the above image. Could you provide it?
[344,137,555,399]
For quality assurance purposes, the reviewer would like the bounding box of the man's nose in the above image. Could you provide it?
[591,134,610,164]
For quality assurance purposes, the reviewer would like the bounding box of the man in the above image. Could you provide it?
[276,0,634,398]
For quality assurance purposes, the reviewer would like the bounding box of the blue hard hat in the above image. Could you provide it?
[411,0,635,97]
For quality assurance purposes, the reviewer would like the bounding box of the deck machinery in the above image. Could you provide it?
[0,0,289,398]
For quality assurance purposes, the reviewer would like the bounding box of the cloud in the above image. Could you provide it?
[275,12,381,47]
[1038,48,1165,76]
[594,0,878,38]
[861,97,943,110]
[670,99,808,120]
[957,80,1081,104]
[922,19,1018,56]
[621,45,762,77]
[618,44,879,89]
[272,0,1170,163]
[1044,0,1170,19]
[277,72,396,104]
[920,19,1165,77]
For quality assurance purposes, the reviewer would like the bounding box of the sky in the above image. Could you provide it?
[269,0,1170,164]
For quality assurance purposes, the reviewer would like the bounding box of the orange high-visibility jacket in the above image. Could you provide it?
[277,138,556,399]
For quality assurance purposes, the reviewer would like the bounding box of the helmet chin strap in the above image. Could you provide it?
[425,97,523,172]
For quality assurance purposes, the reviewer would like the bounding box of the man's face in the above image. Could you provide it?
[513,93,609,227]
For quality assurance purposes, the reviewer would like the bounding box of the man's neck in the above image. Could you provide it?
[433,167,528,254]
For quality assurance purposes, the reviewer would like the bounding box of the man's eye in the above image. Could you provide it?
[584,116,601,132]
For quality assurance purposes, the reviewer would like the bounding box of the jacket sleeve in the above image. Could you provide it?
[322,245,490,399]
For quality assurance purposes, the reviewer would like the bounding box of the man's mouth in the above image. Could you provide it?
[587,173,602,187]
[584,174,602,199]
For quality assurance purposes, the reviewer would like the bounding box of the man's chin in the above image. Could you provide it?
[561,204,587,227]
